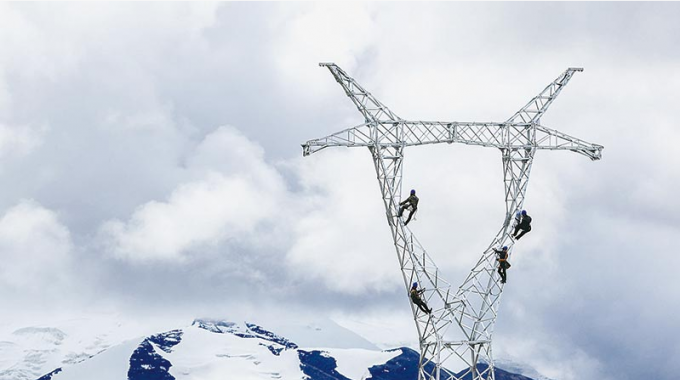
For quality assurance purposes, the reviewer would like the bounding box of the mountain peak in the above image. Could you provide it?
[18,318,537,380]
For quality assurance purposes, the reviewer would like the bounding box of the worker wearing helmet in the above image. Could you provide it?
[398,189,419,226]
[513,210,532,240]
[410,282,432,314]
[494,246,511,284]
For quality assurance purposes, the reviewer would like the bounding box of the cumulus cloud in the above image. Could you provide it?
[271,2,376,92]
[287,149,400,295]
[98,124,404,296]
[100,126,286,263]
[0,200,73,291]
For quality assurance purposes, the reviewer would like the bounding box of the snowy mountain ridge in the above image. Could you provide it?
[2,316,539,380]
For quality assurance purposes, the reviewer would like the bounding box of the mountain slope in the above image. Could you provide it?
[33,318,534,380]
[0,315,154,380]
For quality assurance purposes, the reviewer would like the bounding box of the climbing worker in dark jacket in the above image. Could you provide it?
[494,246,510,284]
[398,189,419,226]
[513,210,532,240]
[410,282,432,314]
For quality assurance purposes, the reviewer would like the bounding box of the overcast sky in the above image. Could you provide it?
[1,2,679,380]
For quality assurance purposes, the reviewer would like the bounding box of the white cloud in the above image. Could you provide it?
[101,126,286,263]
[0,123,45,159]
[0,200,73,291]
[287,149,400,295]
[272,3,376,90]
[495,331,607,380]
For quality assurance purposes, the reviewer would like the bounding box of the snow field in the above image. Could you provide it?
[47,339,143,380]
[323,348,402,380]
[166,324,306,380]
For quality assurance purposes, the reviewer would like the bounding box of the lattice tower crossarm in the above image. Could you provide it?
[301,63,603,380]
[302,122,602,160]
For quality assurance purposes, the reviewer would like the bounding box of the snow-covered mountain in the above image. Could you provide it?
[2,316,538,380]
[0,314,158,380]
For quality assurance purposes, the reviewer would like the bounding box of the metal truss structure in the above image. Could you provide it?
[302,63,603,380]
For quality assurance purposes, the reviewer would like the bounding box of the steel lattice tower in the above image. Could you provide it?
[302,63,603,380]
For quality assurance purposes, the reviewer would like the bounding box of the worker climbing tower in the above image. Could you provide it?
[302,63,603,380]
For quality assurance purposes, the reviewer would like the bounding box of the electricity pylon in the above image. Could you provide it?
[302,63,603,380]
